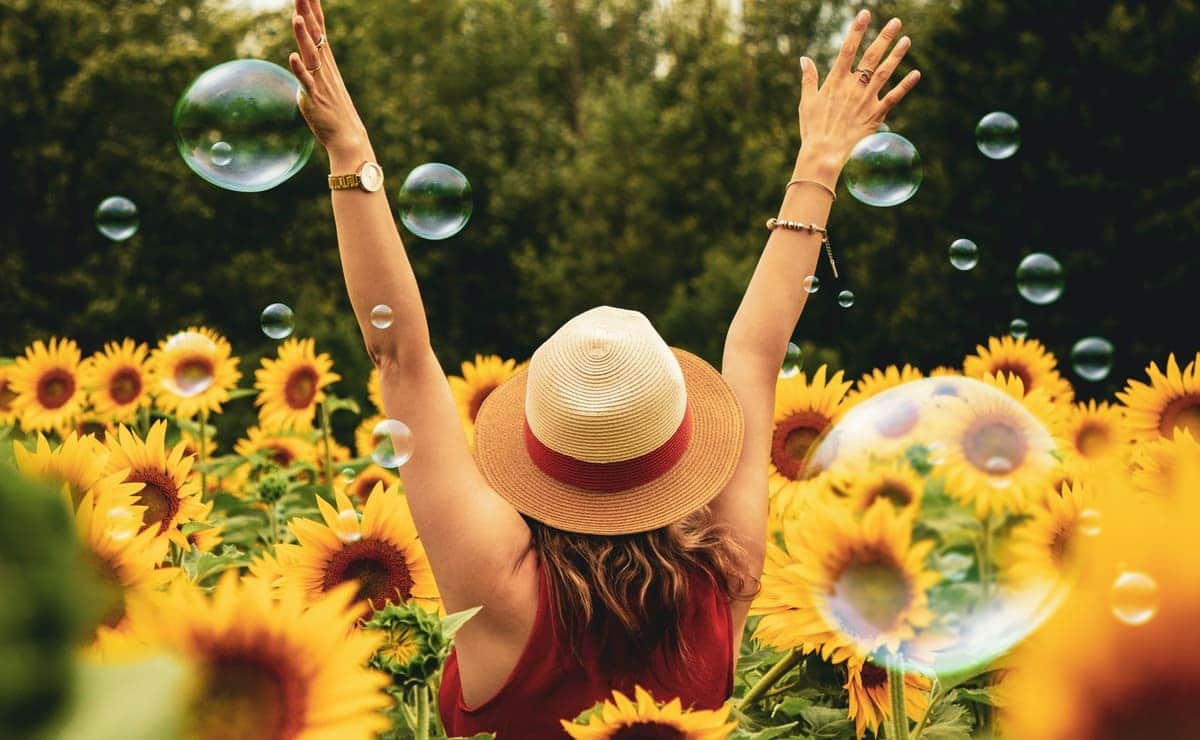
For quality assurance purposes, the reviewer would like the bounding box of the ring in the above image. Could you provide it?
[307,60,323,73]
[315,34,327,50]
[853,66,874,85]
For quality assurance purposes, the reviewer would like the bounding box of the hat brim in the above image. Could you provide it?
[473,348,744,535]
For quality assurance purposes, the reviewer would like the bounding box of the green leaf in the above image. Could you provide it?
[183,544,247,585]
[772,695,815,718]
[731,722,800,740]
[179,521,215,536]
[918,696,975,740]
[53,656,190,740]
[798,706,854,739]
[225,387,259,400]
[441,606,483,640]
[324,396,362,416]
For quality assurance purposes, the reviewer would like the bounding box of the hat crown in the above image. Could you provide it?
[525,307,687,463]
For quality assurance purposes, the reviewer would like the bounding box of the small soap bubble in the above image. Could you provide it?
[1016,253,1064,305]
[949,238,979,271]
[160,331,217,398]
[837,290,855,308]
[370,304,395,329]
[1076,508,1102,537]
[1009,318,1029,340]
[397,163,473,240]
[371,419,414,468]
[95,196,140,241]
[210,141,233,167]
[976,111,1021,160]
[1110,571,1159,626]
[336,508,362,543]
[780,342,803,378]
[843,132,922,207]
[803,275,820,294]
[1070,337,1115,382]
[340,467,356,482]
[259,303,295,340]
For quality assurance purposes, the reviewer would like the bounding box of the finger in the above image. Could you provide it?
[288,52,316,93]
[292,15,322,77]
[880,69,921,111]
[857,17,902,76]
[871,35,911,91]
[833,9,871,76]
[307,0,326,35]
[799,56,819,104]
[296,0,323,46]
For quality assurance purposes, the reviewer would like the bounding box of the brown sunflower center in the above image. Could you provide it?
[468,382,500,423]
[1047,522,1076,567]
[284,367,319,410]
[1159,393,1200,440]
[829,551,913,640]
[264,443,295,467]
[867,479,915,509]
[874,398,920,438]
[85,552,127,629]
[36,368,75,410]
[611,722,686,740]
[351,474,385,500]
[992,363,1033,391]
[1075,421,1113,458]
[0,379,16,411]
[860,661,889,689]
[128,467,181,532]
[963,416,1028,475]
[772,411,831,480]
[108,366,143,405]
[322,537,414,607]
[1085,675,1200,740]
[190,653,305,740]
[174,357,215,394]
[76,419,108,441]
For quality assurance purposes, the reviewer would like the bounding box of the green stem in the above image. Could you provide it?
[738,648,802,710]
[909,679,942,740]
[888,664,910,740]
[198,409,209,499]
[319,399,335,494]
[980,515,994,602]
[268,500,279,545]
[138,405,150,437]
[414,685,430,740]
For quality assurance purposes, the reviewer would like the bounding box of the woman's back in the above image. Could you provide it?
[439,559,734,739]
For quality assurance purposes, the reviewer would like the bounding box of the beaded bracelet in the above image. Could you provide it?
[766,217,839,278]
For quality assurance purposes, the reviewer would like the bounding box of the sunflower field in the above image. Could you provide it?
[2,327,1198,739]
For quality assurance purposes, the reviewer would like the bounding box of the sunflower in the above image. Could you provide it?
[368,366,383,413]
[65,412,115,442]
[1117,352,1200,443]
[1056,400,1129,482]
[9,337,86,431]
[963,335,1074,404]
[254,338,340,431]
[339,463,400,502]
[13,431,137,507]
[752,501,939,665]
[277,483,440,612]
[355,414,387,457]
[0,363,20,426]
[234,426,317,470]
[935,375,1060,517]
[835,459,925,512]
[1130,427,1200,499]
[80,339,152,424]
[1006,481,1097,586]
[562,685,736,740]
[841,364,925,411]
[105,422,206,548]
[448,353,523,428]
[846,661,930,740]
[149,327,242,419]
[928,366,960,377]
[115,573,392,740]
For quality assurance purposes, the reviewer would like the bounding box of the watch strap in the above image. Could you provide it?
[328,172,362,190]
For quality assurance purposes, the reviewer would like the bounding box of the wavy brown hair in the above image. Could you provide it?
[526,506,758,681]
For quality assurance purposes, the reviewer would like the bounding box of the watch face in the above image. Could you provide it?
[359,162,384,192]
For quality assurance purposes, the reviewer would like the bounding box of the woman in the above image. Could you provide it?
[287,2,918,736]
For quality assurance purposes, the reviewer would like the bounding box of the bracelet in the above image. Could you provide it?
[786,178,837,201]
[766,217,839,278]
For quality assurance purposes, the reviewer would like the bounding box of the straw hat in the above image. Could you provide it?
[473,306,744,535]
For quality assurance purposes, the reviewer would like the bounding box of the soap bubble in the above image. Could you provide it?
[1070,337,1115,382]
[259,303,294,340]
[173,59,314,192]
[397,163,473,240]
[976,111,1021,160]
[1016,253,1064,305]
[838,290,855,308]
[371,419,414,468]
[369,305,394,329]
[843,132,922,207]
[1110,571,1159,626]
[780,342,803,378]
[1076,508,1102,537]
[792,377,1071,677]
[95,196,139,241]
[948,238,979,271]
[803,275,820,294]
[159,331,217,398]
[1009,318,1029,340]
[340,467,356,482]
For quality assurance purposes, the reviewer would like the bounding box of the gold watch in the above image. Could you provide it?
[328,161,384,192]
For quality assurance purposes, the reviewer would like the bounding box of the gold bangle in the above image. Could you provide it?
[766,217,840,279]
[786,178,837,201]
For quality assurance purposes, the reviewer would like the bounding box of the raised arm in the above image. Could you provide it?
[287,0,531,616]
[713,9,921,609]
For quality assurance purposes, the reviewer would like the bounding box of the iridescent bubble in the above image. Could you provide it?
[1070,337,1115,382]
[838,290,855,308]
[335,508,362,543]
[843,132,922,207]
[340,467,356,482]
[397,163,473,240]
[160,331,217,398]
[948,238,979,271]
[94,196,139,241]
[803,275,820,294]
[173,60,314,192]
[371,419,414,468]
[976,111,1021,160]
[877,122,891,133]
[1009,318,1029,340]
[1016,253,1064,305]
[369,304,395,329]
[1110,571,1159,626]
[259,303,294,340]
[780,342,803,378]
[1076,508,1102,537]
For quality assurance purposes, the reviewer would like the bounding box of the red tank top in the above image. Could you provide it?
[439,563,734,739]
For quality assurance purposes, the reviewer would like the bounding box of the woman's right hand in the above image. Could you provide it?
[794,9,921,178]
[288,0,371,162]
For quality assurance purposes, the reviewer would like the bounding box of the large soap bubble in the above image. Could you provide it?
[843,132,922,207]
[173,60,314,192]
[785,377,1073,679]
